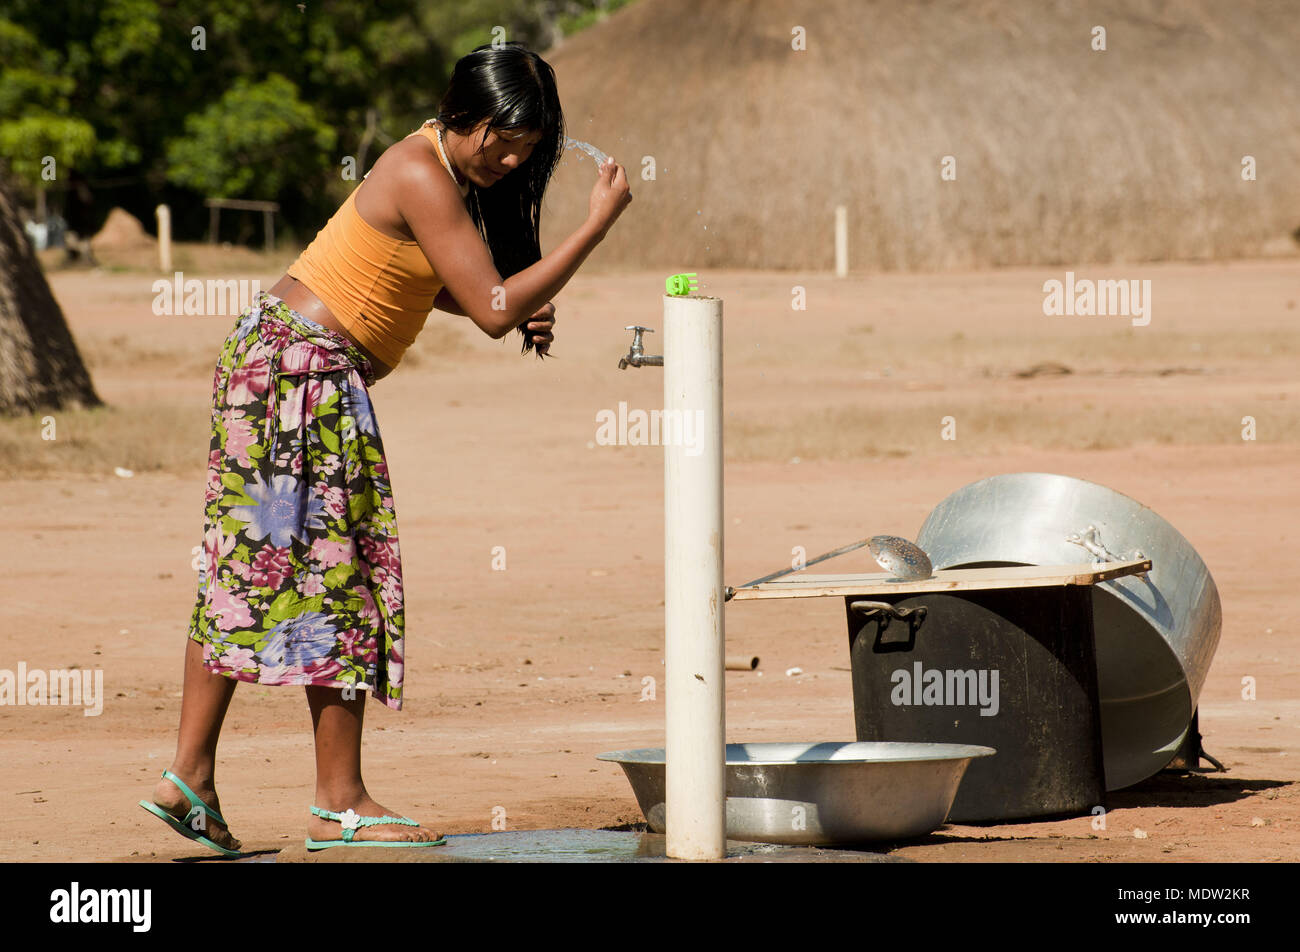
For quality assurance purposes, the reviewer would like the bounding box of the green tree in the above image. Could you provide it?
[164,75,336,200]
[0,1,639,238]
[0,18,96,192]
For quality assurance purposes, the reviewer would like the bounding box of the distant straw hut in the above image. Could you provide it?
[539,0,1300,272]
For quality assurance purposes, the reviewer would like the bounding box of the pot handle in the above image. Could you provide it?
[850,600,928,652]
[1067,525,1149,580]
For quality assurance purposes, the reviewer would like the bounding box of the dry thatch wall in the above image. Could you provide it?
[0,176,101,416]
[539,0,1300,272]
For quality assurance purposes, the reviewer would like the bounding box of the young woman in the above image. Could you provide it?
[139,42,632,853]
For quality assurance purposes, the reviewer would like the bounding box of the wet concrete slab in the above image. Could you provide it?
[272,829,909,863]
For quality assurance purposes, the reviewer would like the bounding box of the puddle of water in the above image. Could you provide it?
[270,828,902,862]
[453,830,657,862]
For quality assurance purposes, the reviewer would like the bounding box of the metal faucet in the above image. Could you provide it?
[618,325,663,369]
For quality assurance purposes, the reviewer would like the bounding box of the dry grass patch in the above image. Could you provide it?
[0,403,209,478]
[724,399,1300,463]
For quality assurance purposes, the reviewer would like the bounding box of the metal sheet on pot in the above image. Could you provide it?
[916,472,1221,790]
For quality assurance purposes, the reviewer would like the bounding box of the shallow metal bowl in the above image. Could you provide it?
[597,742,995,845]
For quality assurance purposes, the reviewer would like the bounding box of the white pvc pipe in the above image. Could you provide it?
[835,205,848,277]
[663,293,726,861]
[156,204,172,274]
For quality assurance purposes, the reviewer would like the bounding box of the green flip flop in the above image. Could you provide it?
[305,806,447,850]
[138,769,245,858]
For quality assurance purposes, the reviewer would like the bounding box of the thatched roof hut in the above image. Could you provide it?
[0,175,101,416]
[539,0,1300,272]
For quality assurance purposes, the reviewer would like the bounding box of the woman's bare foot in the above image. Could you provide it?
[149,770,243,853]
[308,793,441,844]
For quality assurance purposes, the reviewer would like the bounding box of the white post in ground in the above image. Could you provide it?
[663,293,726,861]
[156,205,172,274]
[835,204,848,277]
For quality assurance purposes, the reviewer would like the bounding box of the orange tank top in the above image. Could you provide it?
[286,123,469,369]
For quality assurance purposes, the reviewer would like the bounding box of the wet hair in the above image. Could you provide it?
[436,42,565,357]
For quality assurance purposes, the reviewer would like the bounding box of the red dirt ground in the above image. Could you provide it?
[3,261,1296,862]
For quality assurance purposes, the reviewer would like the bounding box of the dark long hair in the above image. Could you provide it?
[435,42,565,356]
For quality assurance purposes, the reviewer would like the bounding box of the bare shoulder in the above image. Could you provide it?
[357,133,464,239]
[377,133,453,189]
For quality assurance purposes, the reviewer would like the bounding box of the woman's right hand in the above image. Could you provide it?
[588,156,632,236]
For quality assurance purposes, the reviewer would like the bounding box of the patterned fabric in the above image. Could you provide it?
[187,292,405,709]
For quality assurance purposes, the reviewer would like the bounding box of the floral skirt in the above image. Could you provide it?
[187,292,405,709]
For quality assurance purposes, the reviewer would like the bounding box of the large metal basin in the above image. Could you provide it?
[597,742,995,845]
[916,472,1221,790]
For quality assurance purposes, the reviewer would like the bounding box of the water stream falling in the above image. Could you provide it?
[563,135,710,288]
[563,136,610,166]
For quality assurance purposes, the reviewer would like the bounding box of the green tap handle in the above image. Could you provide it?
[665,272,699,296]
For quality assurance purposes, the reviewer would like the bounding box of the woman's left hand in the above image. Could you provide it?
[526,302,556,357]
